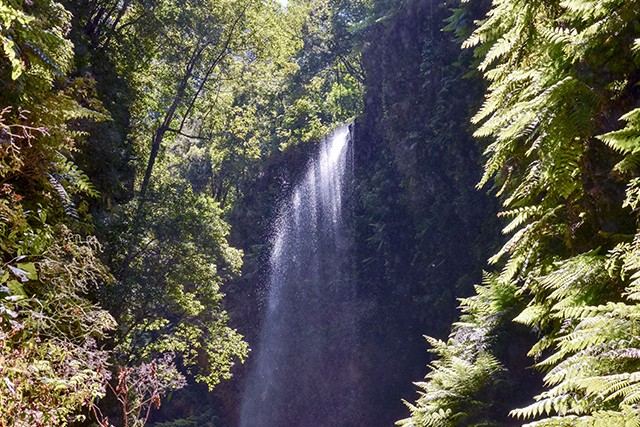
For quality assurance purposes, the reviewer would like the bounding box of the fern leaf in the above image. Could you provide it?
[52,154,99,198]
[598,108,640,156]
[513,304,546,326]
[47,173,78,219]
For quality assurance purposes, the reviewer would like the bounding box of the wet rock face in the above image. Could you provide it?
[353,0,498,424]
[240,126,362,427]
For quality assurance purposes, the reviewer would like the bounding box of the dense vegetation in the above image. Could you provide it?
[3,0,640,426]
[0,0,362,425]
[400,0,640,426]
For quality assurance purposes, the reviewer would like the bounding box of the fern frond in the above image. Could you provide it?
[560,302,638,320]
[539,25,576,48]
[523,408,640,427]
[560,0,610,20]
[489,206,561,264]
[614,154,640,175]
[504,161,543,208]
[598,373,640,403]
[499,206,544,234]
[61,103,110,122]
[598,108,640,156]
[513,304,546,326]
[46,173,78,219]
[52,153,99,198]
[510,392,574,420]
[555,319,611,354]
[538,252,605,293]
[479,29,517,72]
[396,407,452,427]
[544,140,583,200]
[488,224,531,264]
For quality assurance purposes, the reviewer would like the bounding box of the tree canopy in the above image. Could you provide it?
[1,0,367,424]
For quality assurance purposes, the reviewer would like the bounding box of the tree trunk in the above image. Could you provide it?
[138,4,248,203]
[137,43,205,203]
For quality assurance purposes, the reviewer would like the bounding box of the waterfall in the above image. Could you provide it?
[240,124,359,427]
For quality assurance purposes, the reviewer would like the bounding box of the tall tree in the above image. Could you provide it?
[64,0,255,401]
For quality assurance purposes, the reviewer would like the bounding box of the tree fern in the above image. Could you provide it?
[51,154,99,198]
[403,0,640,425]
[399,271,519,427]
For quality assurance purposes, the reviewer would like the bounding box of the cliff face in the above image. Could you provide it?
[351,0,499,423]
[196,1,501,424]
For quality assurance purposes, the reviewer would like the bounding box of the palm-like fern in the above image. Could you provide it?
[398,272,518,427]
[402,0,640,425]
[399,346,503,427]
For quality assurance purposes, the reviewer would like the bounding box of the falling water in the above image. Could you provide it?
[240,125,359,427]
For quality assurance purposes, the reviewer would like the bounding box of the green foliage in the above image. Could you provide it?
[0,228,116,426]
[402,0,640,425]
[599,108,640,175]
[398,339,503,427]
[0,2,33,80]
[398,273,516,427]
[0,1,121,425]
[0,0,73,86]
[57,0,366,422]
[1,0,364,424]
[102,173,248,390]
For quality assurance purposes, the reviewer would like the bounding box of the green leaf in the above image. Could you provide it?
[16,262,37,280]
[6,279,26,298]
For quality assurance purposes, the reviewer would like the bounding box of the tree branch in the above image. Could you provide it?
[166,127,208,140]
[177,3,250,132]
